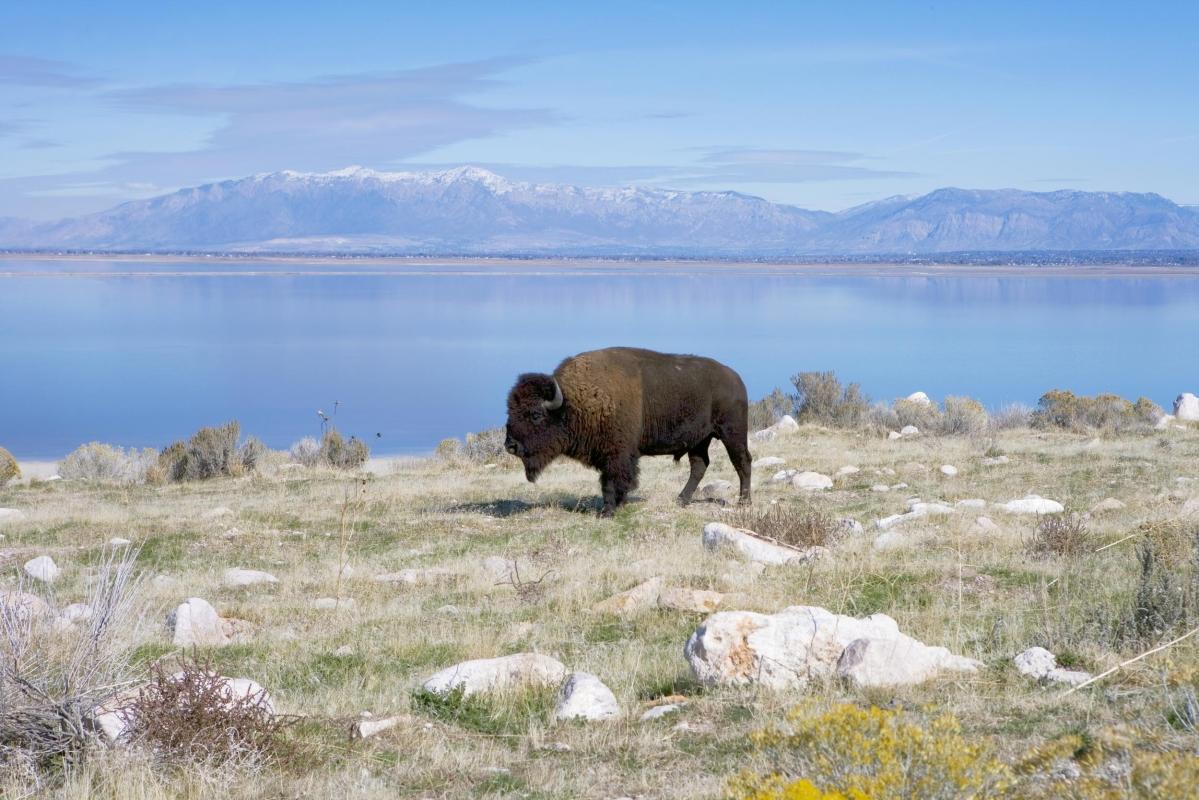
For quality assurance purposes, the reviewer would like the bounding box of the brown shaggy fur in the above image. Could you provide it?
[505,347,752,516]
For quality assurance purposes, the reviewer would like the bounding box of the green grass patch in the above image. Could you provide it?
[411,684,556,737]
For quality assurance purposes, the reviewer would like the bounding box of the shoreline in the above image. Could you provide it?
[3,251,1199,277]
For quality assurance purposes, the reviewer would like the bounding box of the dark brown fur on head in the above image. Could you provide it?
[505,372,567,482]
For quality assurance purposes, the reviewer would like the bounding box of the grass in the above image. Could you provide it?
[1,422,1199,797]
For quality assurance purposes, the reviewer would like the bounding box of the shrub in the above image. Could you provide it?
[1032,390,1160,433]
[989,403,1032,430]
[289,436,322,467]
[0,446,18,485]
[1014,729,1199,799]
[749,388,794,432]
[893,397,942,432]
[728,702,1010,800]
[940,396,989,435]
[462,427,507,464]
[125,653,292,765]
[435,438,462,461]
[792,371,869,429]
[237,436,268,473]
[0,548,141,773]
[1026,513,1090,558]
[320,428,369,469]
[58,443,157,484]
[727,503,839,549]
[159,421,240,481]
[1128,524,1199,642]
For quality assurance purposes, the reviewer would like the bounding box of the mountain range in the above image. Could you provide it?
[3,166,1199,256]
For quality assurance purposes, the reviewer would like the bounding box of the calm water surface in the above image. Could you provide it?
[1,258,1197,459]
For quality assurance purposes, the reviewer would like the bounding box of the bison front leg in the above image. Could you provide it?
[598,455,639,517]
[677,439,712,506]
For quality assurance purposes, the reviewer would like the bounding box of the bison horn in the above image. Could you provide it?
[543,378,564,410]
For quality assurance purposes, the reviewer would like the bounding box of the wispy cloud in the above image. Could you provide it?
[0,55,100,88]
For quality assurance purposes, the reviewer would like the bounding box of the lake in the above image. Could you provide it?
[2,257,1197,460]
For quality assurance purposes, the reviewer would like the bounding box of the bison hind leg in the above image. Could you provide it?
[676,437,712,506]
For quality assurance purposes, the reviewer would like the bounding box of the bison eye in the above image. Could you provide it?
[529,409,545,423]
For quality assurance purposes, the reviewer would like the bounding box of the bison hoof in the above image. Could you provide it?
[676,495,694,507]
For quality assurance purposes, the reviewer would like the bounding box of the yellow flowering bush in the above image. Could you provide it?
[1014,730,1199,799]
[727,703,1010,800]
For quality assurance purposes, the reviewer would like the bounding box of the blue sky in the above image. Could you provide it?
[2,1,1197,219]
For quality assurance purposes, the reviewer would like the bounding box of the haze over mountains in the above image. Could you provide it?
[3,166,1199,256]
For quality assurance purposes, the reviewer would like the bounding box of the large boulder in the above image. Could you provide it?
[703,522,825,566]
[0,590,50,622]
[906,391,932,405]
[422,653,568,697]
[752,415,799,442]
[169,598,230,647]
[685,605,981,690]
[791,471,833,491]
[554,672,621,721]
[0,447,18,485]
[1175,392,1199,422]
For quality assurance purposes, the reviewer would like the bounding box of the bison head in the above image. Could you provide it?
[505,372,566,482]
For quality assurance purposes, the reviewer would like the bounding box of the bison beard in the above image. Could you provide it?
[505,347,752,517]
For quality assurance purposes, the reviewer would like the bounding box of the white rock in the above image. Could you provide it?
[752,415,799,442]
[891,482,909,489]
[770,469,797,483]
[900,425,920,437]
[753,456,786,468]
[703,522,826,566]
[1155,414,1175,430]
[836,465,860,476]
[887,431,902,440]
[956,498,987,509]
[481,556,515,580]
[1175,392,1199,422]
[640,703,681,721]
[209,676,276,715]
[107,537,132,547]
[1089,497,1126,515]
[1000,495,1064,515]
[593,576,663,615]
[700,480,734,501]
[23,555,59,583]
[352,714,411,739]
[0,508,27,524]
[658,587,725,614]
[982,455,1010,465]
[873,531,907,550]
[59,603,93,625]
[170,598,229,647]
[1014,646,1057,679]
[685,606,977,690]
[554,672,621,721]
[876,514,910,531]
[837,637,983,688]
[422,653,568,697]
[940,464,958,477]
[312,597,355,610]
[838,518,865,536]
[1046,668,1092,686]
[334,645,355,656]
[374,568,456,585]
[791,471,833,491]
[870,484,891,493]
[973,516,1000,532]
[908,501,953,516]
[906,391,932,405]
[222,568,278,587]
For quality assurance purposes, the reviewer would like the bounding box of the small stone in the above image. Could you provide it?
[770,469,798,483]
[838,518,864,536]
[640,703,682,721]
[555,672,621,721]
[836,465,860,476]
[891,482,909,490]
[23,555,60,583]
[169,598,229,647]
[873,531,906,550]
[955,498,987,509]
[334,645,355,656]
[1000,495,1064,515]
[658,587,724,614]
[1014,646,1057,679]
[481,556,515,580]
[871,484,891,493]
[939,464,958,477]
[352,714,411,740]
[436,604,460,616]
[592,576,663,615]
[982,455,1010,465]
[753,456,786,468]
[374,568,456,585]
[700,480,735,501]
[312,597,355,610]
[59,603,93,624]
[887,431,902,440]
[1089,497,1126,515]
[791,471,833,491]
[703,522,825,566]
[108,537,132,547]
[422,653,568,697]
[222,568,279,587]
[900,425,920,437]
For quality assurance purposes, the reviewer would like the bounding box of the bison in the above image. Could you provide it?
[504,347,752,516]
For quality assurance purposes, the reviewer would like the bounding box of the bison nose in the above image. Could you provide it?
[504,438,521,456]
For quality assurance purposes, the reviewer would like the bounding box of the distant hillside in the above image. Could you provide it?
[4,167,1199,255]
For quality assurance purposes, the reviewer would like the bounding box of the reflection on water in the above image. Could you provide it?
[1,259,1197,458]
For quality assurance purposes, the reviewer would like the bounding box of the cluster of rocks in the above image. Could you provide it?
[1013,647,1092,686]
[591,575,728,615]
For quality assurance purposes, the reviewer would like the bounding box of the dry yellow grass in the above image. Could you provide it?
[2,423,1198,798]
